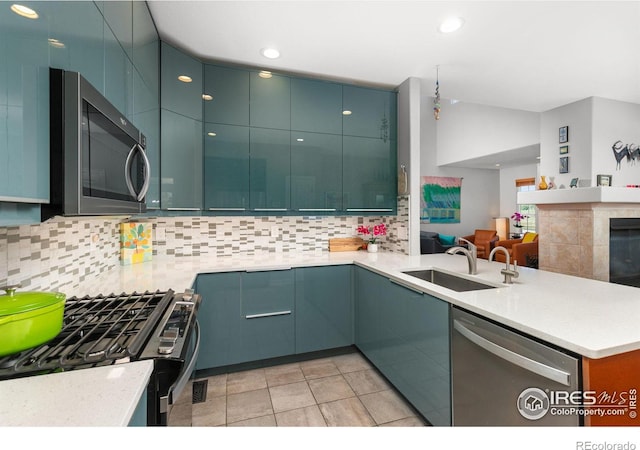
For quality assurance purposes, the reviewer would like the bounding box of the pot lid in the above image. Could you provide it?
[0,285,66,317]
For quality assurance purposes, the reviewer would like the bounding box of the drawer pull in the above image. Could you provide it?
[245,310,292,319]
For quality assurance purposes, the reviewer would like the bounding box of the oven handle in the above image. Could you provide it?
[453,319,571,386]
[161,319,201,413]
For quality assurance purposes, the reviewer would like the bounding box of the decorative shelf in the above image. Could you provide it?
[518,187,640,205]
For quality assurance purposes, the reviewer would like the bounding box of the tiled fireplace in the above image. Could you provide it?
[520,187,640,282]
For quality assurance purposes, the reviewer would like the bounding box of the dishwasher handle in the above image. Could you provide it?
[453,319,571,386]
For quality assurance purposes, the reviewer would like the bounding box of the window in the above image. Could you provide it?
[515,178,536,234]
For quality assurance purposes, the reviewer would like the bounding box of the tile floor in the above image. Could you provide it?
[192,351,426,427]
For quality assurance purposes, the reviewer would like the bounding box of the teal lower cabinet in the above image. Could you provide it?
[294,265,353,354]
[128,389,148,426]
[194,269,294,370]
[355,266,451,426]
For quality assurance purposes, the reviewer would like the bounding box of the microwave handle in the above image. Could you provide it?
[125,143,151,202]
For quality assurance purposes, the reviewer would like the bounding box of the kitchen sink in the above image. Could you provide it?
[401,269,498,292]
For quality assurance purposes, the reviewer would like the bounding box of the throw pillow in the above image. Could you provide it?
[438,234,456,246]
[522,232,538,243]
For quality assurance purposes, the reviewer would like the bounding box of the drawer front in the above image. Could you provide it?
[241,270,294,316]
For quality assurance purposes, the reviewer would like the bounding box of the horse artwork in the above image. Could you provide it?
[612,140,640,169]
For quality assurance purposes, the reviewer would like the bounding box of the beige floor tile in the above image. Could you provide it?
[227,414,276,427]
[192,395,226,427]
[343,369,390,395]
[227,388,273,424]
[226,368,267,395]
[332,352,372,373]
[318,397,376,427]
[269,381,317,413]
[380,416,426,427]
[275,405,327,427]
[264,363,305,387]
[203,374,227,398]
[300,359,340,379]
[308,374,356,403]
[359,389,415,425]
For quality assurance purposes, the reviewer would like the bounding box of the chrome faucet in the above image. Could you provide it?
[446,238,478,275]
[489,246,519,284]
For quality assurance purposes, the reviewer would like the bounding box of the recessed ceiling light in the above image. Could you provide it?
[438,16,464,33]
[296,138,304,142]
[342,110,352,116]
[495,164,501,167]
[178,75,192,83]
[207,132,217,137]
[260,48,280,59]
[258,71,272,79]
[202,94,213,101]
[11,4,38,19]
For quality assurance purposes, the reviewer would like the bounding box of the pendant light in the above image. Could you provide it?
[433,66,441,120]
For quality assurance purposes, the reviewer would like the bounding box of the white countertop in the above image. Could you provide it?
[0,360,153,426]
[65,250,640,359]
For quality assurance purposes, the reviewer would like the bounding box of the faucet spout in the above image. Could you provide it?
[489,246,519,284]
[445,246,478,275]
[489,246,510,268]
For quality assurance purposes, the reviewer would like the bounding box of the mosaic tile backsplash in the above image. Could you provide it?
[0,197,409,293]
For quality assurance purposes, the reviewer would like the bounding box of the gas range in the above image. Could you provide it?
[0,289,201,426]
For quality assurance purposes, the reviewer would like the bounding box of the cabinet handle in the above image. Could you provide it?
[165,208,201,211]
[245,267,292,272]
[208,208,246,211]
[297,208,337,212]
[245,310,292,319]
[389,278,424,295]
[0,195,48,204]
[253,208,287,211]
[346,208,393,212]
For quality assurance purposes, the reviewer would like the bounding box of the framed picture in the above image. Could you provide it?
[559,145,569,154]
[559,126,569,144]
[597,174,612,187]
[570,177,579,188]
[559,156,569,174]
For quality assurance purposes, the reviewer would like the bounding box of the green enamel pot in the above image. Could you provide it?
[0,285,66,357]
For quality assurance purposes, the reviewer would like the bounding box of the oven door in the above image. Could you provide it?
[163,319,200,426]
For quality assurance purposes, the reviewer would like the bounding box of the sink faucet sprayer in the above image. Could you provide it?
[445,238,478,275]
[489,246,519,284]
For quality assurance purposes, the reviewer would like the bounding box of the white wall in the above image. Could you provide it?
[499,162,539,216]
[539,98,592,188]
[592,97,640,186]
[420,97,501,237]
[436,101,540,166]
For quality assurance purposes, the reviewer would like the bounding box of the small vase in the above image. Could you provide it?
[367,243,378,253]
[538,176,548,190]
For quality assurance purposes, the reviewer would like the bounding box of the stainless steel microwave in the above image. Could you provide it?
[43,68,149,221]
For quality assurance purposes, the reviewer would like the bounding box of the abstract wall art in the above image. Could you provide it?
[420,176,462,223]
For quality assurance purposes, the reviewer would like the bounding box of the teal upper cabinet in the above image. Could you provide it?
[250,128,290,211]
[290,132,342,211]
[204,64,249,126]
[161,109,203,210]
[343,85,397,140]
[249,71,290,130]
[291,78,342,134]
[343,136,396,211]
[0,1,51,204]
[204,124,250,210]
[161,42,202,120]
[102,0,133,61]
[104,24,133,118]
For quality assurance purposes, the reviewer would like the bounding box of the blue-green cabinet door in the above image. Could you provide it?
[354,267,388,367]
[290,132,342,212]
[342,86,397,140]
[104,23,133,120]
[343,136,396,212]
[204,64,249,126]
[0,2,50,205]
[295,265,353,353]
[291,78,342,134]
[239,270,295,362]
[204,123,250,211]
[250,72,290,130]
[160,109,203,210]
[194,272,243,370]
[161,42,202,120]
[250,128,290,212]
[102,0,133,61]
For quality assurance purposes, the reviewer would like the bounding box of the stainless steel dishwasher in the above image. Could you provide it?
[451,307,581,426]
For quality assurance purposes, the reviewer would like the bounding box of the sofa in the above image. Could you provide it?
[493,232,539,268]
[420,231,457,254]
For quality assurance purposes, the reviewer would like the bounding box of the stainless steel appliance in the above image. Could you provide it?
[43,68,150,221]
[0,289,200,426]
[451,307,581,426]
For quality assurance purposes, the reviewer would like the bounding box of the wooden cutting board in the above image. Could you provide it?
[329,237,365,252]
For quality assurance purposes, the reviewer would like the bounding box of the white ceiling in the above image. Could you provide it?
[147,0,640,167]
